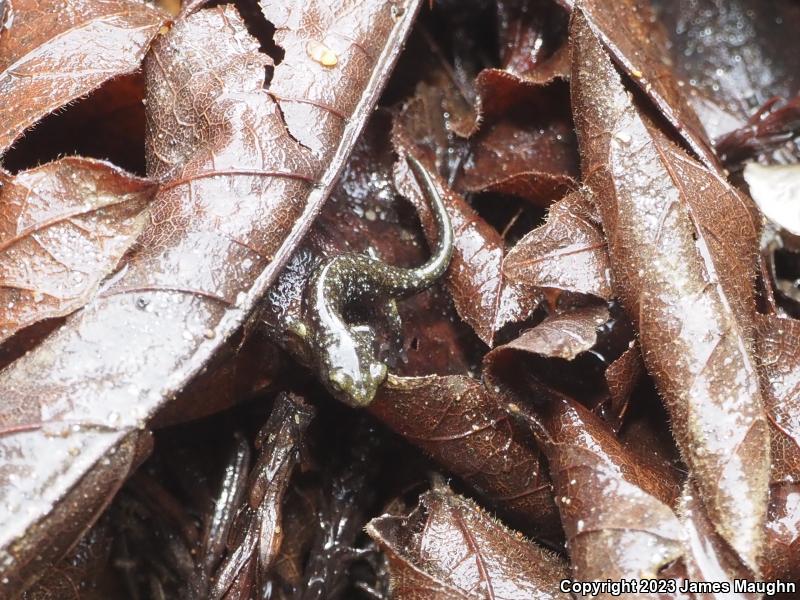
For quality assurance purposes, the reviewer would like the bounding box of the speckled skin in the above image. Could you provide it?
[305,154,454,407]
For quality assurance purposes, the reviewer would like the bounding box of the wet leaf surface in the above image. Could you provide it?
[503,190,612,300]
[0,158,154,343]
[653,0,800,164]
[571,9,769,571]
[3,0,800,595]
[0,0,167,155]
[366,485,570,600]
[755,314,800,581]
[506,390,684,595]
[370,374,560,539]
[0,1,421,593]
[557,0,717,167]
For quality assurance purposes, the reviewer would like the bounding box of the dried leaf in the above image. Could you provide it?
[571,10,769,571]
[0,2,420,594]
[369,375,559,538]
[0,158,153,343]
[505,392,683,595]
[503,190,612,300]
[744,162,800,236]
[366,486,570,600]
[0,0,167,154]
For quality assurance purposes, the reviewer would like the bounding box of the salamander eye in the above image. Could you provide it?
[369,362,387,382]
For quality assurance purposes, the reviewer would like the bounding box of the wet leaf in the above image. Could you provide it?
[604,342,644,426]
[503,190,612,300]
[571,10,769,571]
[459,88,579,207]
[369,374,559,538]
[393,146,539,345]
[506,390,684,594]
[366,485,570,600]
[654,0,800,163]
[0,158,153,344]
[0,2,421,594]
[0,0,167,155]
[744,162,800,237]
[557,0,716,167]
[755,314,800,580]
[495,0,568,82]
[489,305,609,362]
[677,482,758,600]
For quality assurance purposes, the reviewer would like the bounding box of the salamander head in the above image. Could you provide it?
[318,325,388,407]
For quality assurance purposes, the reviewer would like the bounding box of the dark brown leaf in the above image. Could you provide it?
[604,342,644,426]
[0,158,154,343]
[557,0,716,167]
[654,0,800,163]
[459,90,578,207]
[393,147,539,345]
[571,10,769,571]
[366,485,570,600]
[0,2,421,594]
[0,0,167,155]
[507,388,684,598]
[369,374,559,539]
[489,305,609,362]
[503,190,612,300]
[211,393,314,600]
[755,314,800,580]
[495,0,568,82]
[506,391,683,595]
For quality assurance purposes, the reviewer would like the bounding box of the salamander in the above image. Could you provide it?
[300,153,454,407]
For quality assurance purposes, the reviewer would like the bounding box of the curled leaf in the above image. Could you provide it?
[366,486,570,600]
[0,158,154,343]
[503,190,612,300]
[370,374,559,538]
[0,0,167,154]
[393,150,538,345]
[557,0,716,167]
[506,390,683,594]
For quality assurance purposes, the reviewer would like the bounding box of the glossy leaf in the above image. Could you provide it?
[0,158,153,343]
[393,147,538,345]
[366,485,570,600]
[210,393,314,599]
[0,0,167,155]
[505,392,683,593]
[654,0,800,163]
[369,374,559,538]
[571,10,769,571]
[503,190,612,300]
[0,2,421,594]
[557,0,716,167]
[755,314,800,580]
